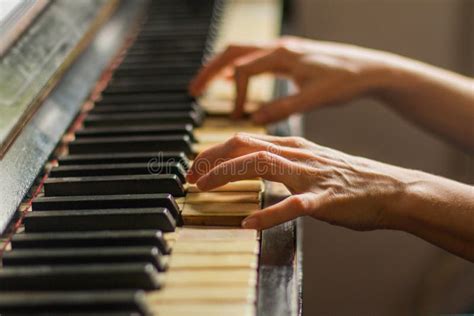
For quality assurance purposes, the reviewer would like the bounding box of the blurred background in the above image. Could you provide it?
[284,0,474,315]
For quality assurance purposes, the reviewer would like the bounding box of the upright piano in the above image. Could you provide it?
[0,1,302,315]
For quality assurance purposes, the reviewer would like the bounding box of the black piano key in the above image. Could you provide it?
[58,152,189,169]
[49,162,187,183]
[68,135,193,156]
[11,230,170,254]
[112,65,197,78]
[3,246,167,271]
[0,263,160,291]
[110,62,200,73]
[139,24,210,34]
[0,291,151,315]
[137,27,208,34]
[124,48,203,59]
[120,55,202,66]
[104,81,190,94]
[83,112,202,127]
[24,208,176,233]
[96,93,193,105]
[32,193,182,225]
[121,51,203,63]
[90,102,199,113]
[131,36,206,47]
[75,124,196,142]
[43,174,185,197]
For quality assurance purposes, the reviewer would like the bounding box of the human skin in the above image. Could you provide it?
[189,36,474,150]
[187,37,474,261]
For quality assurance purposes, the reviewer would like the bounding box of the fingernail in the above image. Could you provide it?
[241,217,257,229]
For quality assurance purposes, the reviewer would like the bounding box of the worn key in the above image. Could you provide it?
[111,66,197,79]
[24,208,176,232]
[11,230,170,254]
[83,111,202,127]
[43,174,185,197]
[3,246,167,271]
[58,152,189,169]
[107,75,193,88]
[49,162,187,183]
[68,135,193,155]
[32,193,181,224]
[0,263,160,291]
[0,290,151,315]
[103,81,190,94]
[109,62,200,73]
[96,93,193,105]
[75,124,196,142]
[90,103,200,113]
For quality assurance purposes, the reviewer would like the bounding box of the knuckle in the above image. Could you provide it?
[255,151,271,162]
[229,133,252,147]
[290,195,310,213]
[266,143,281,155]
[287,136,307,147]
[273,45,291,55]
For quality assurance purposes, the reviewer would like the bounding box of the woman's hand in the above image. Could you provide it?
[189,36,400,123]
[187,133,421,231]
[187,134,474,261]
[190,36,474,149]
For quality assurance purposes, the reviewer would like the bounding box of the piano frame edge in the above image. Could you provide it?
[257,80,303,316]
[0,0,148,236]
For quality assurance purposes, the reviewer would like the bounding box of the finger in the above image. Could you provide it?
[188,45,260,96]
[187,135,271,183]
[230,133,310,149]
[252,76,365,124]
[187,134,309,183]
[251,89,319,124]
[241,192,322,230]
[195,151,304,191]
[232,48,292,118]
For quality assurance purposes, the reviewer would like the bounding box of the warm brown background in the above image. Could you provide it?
[287,0,474,315]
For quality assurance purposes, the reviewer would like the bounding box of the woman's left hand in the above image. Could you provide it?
[187,133,420,230]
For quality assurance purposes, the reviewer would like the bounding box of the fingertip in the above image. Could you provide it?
[241,216,259,229]
[185,168,200,184]
[195,175,210,191]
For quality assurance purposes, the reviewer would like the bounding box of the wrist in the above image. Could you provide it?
[381,169,433,232]
[371,53,426,100]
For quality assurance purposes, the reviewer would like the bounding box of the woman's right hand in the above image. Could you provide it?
[189,36,404,123]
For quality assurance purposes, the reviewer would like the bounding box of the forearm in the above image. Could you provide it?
[389,171,474,261]
[377,57,474,151]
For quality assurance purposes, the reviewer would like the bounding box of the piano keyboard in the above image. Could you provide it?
[0,0,282,315]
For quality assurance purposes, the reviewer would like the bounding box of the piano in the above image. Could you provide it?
[0,0,302,315]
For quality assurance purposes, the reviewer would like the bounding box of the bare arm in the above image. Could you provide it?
[189,36,474,151]
[378,61,474,151]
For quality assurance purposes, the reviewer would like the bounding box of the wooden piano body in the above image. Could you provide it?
[0,1,302,315]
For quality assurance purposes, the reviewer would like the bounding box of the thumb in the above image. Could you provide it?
[251,90,317,124]
[251,77,358,124]
[242,193,321,230]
